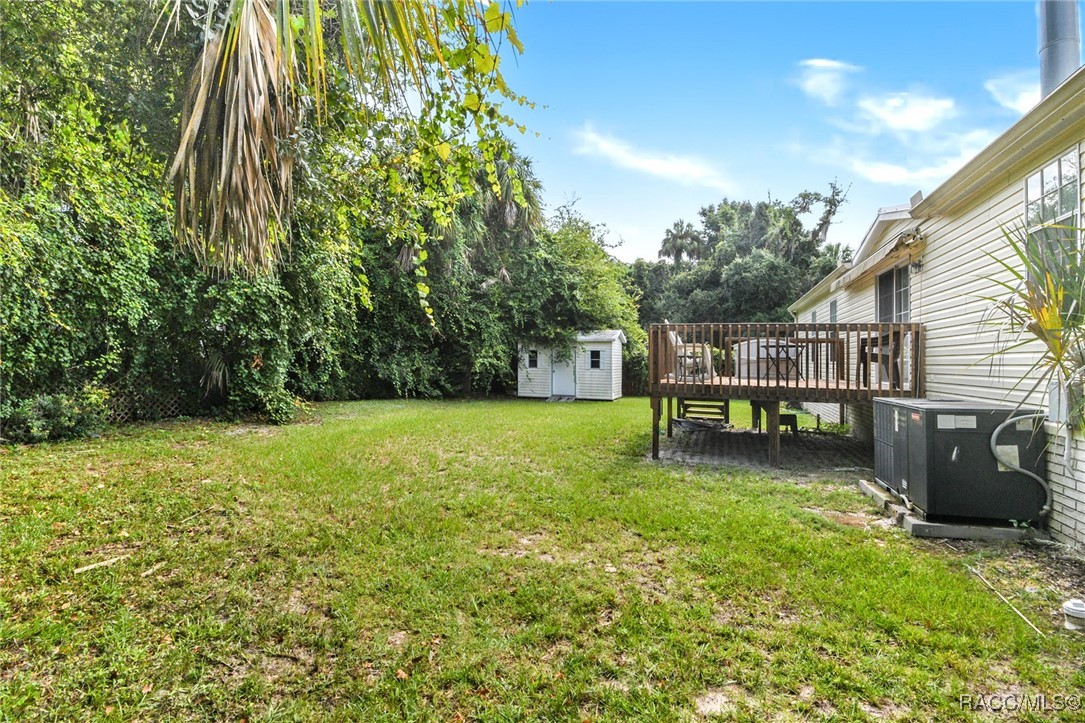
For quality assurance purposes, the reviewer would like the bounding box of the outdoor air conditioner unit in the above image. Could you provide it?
[873,399,1047,523]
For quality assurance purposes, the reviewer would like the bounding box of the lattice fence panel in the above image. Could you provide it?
[106,389,187,424]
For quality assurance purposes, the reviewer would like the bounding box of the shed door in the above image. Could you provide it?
[552,355,576,396]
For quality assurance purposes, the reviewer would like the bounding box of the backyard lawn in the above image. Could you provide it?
[2,398,1084,721]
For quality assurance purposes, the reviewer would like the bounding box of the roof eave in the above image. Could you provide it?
[788,262,853,314]
[914,64,1085,216]
[852,206,915,264]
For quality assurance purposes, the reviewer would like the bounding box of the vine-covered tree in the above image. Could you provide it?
[0,0,571,436]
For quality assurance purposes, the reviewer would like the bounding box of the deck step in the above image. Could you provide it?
[680,399,730,421]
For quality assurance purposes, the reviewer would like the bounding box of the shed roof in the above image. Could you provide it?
[576,330,627,344]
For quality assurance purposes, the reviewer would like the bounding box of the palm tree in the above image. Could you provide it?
[658,220,702,265]
[163,0,517,276]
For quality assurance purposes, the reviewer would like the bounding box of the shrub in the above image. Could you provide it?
[2,385,110,443]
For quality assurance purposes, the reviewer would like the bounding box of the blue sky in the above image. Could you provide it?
[497,1,1063,262]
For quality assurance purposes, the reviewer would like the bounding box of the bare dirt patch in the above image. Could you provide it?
[694,684,753,717]
[858,698,909,719]
[804,507,880,528]
[285,588,309,615]
[598,678,630,693]
[224,425,279,437]
[259,647,315,681]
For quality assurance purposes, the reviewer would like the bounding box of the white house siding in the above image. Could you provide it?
[788,137,1085,547]
[575,341,621,401]
[517,345,553,398]
[1046,435,1085,544]
[912,141,1085,548]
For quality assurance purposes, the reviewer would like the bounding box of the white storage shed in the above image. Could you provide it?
[517,330,626,401]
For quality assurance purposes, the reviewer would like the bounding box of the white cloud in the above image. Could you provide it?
[985,70,1040,114]
[573,123,736,194]
[856,92,957,132]
[797,58,861,106]
[821,129,995,187]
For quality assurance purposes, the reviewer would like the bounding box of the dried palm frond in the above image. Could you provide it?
[164,0,494,277]
[200,347,230,399]
[170,0,294,276]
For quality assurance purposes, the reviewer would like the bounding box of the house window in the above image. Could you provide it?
[589,350,602,369]
[829,299,838,323]
[1025,147,1079,275]
[527,350,538,369]
[810,310,817,323]
[877,266,910,322]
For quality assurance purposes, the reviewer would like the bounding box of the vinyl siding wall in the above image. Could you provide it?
[517,345,552,398]
[790,141,1085,547]
[913,141,1085,547]
[575,341,622,401]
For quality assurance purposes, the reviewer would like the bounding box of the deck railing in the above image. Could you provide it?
[648,322,924,403]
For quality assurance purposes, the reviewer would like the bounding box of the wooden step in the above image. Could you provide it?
[680,398,730,421]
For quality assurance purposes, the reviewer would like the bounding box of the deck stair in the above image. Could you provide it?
[679,398,730,423]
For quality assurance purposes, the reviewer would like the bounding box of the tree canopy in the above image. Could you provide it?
[631,183,850,323]
[0,0,648,438]
[165,0,531,279]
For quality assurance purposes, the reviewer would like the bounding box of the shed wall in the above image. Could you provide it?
[575,341,622,401]
[517,344,552,398]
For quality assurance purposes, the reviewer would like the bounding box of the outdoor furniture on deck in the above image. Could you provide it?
[761,341,804,380]
[647,322,923,466]
[857,330,902,388]
[668,331,714,382]
[787,336,845,380]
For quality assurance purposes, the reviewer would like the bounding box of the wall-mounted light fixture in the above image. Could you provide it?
[910,258,924,273]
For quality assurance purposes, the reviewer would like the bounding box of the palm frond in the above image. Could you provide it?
[165,0,501,277]
[983,222,1085,427]
[171,0,294,275]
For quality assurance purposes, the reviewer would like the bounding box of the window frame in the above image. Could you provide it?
[1025,146,1080,280]
[527,350,538,369]
[877,265,910,323]
[589,349,602,369]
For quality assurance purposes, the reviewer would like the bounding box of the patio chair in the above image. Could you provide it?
[668,330,714,382]
[857,331,901,388]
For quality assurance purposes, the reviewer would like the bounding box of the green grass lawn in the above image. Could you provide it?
[2,398,1083,721]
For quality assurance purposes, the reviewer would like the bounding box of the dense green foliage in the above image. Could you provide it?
[632,186,851,323]
[0,1,642,439]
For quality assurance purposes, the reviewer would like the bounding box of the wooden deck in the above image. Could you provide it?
[648,322,925,465]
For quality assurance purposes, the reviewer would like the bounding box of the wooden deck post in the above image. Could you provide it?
[651,396,661,459]
[666,396,673,438]
[765,401,781,467]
